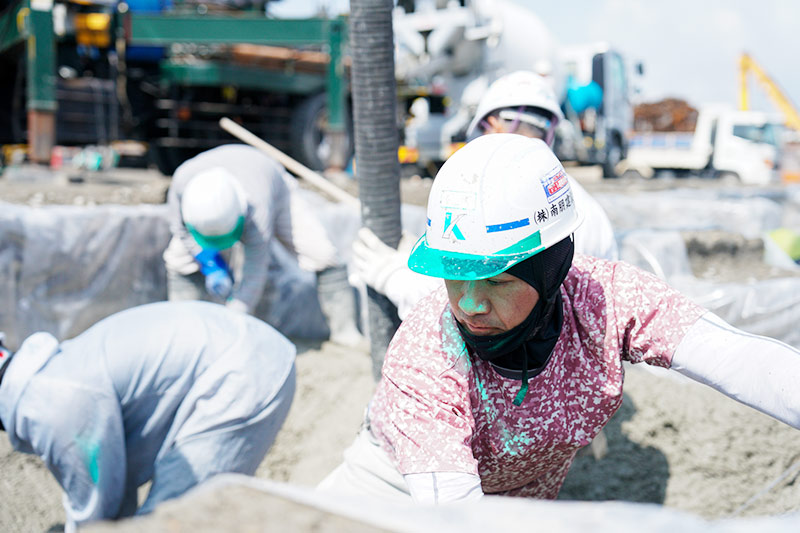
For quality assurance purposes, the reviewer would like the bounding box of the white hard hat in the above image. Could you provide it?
[181,166,247,250]
[408,134,582,280]
[466,70,565,138]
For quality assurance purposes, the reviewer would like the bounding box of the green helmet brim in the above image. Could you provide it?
[187,216,245,251]
[407,231,544,281]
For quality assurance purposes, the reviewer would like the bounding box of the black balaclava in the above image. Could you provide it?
[455,236,575,405]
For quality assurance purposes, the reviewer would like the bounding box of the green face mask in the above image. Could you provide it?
[187,216,245,251]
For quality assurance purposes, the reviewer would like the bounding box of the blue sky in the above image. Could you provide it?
[269,0,800,116]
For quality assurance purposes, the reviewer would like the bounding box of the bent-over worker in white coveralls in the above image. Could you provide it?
[164,144,363,347]
[318,134,800,504]
[352,70,618,320]
[0,301,296,532]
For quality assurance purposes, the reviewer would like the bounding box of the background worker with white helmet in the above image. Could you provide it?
[163,144,363,347]
[352,70,618,320]
[319,134,800,504]
[0,301,296,532]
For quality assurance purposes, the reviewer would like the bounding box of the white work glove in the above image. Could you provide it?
[352,227,410,294]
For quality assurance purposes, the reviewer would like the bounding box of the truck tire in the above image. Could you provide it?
[621,168,646,180]
[150,145,182,177]
[150,145,199,177]
[716,171,741,184]
[289,92,353,171]
[602,136,623,178]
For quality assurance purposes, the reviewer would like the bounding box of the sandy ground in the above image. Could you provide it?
[1,164,799,530]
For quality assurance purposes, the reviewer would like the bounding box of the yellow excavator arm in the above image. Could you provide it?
[739,52,800,131]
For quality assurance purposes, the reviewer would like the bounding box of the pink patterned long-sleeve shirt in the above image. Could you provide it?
[368,254,705,499]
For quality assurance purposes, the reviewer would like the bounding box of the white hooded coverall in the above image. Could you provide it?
[0,301,296,531]
[163,144,339,313]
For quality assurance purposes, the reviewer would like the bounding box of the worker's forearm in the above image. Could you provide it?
[671,312,800,429]
[233,246,271,312]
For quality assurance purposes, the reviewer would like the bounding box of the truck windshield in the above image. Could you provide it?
[732,124,779,146]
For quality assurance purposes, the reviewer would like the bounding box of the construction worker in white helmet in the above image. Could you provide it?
[163,144,364,347]
[0,301,295,531]
[352,70,618,321]
[319,133,800,504]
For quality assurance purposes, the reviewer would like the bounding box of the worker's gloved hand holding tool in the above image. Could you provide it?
[195,249,234,299]
[352,227,410,294]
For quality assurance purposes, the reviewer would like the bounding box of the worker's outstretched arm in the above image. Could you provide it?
[229,235,270,314]
[671,312,800,429]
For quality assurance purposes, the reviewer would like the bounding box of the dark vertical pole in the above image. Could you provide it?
[349,0,402,381]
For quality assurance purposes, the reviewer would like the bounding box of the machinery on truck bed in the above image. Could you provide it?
[0,0,351,174]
